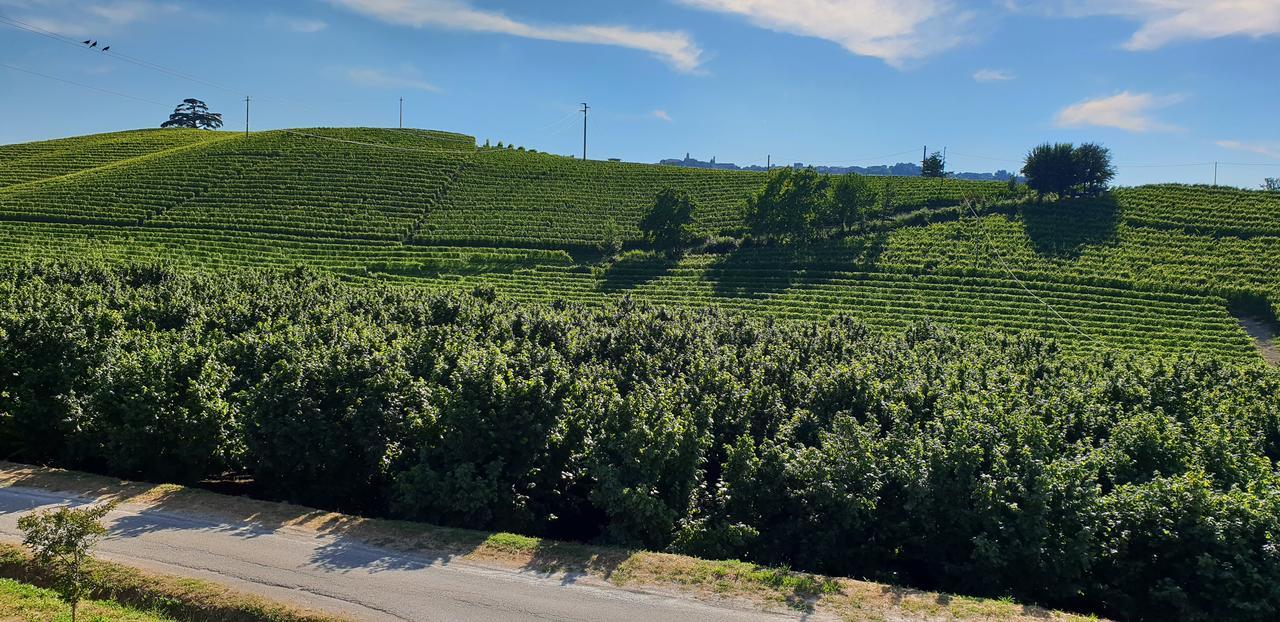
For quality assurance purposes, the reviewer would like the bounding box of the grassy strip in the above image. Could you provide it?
[0,576,174,621]
[0,544,346,622]
[0,462,1101,621]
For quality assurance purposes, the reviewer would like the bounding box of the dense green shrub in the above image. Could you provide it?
[0,261,1277,621]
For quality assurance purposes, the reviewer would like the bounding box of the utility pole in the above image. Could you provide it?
[580,102,589,160]
[922,145,927,173]
[767,154,771,171]
[244,96,250,137]
[1214,161,1218,186]
[399,97,404,129]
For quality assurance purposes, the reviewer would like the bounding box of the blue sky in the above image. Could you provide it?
[1,0,1279,187]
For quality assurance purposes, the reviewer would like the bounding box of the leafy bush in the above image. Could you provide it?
[0,261,1278,621]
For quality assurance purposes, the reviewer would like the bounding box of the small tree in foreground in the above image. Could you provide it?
[160,98,222,130]
[18,503,115,622]
[639,188,697,250]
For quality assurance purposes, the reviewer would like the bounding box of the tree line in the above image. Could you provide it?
[637,142,1115,249]
[0,261,1277,621]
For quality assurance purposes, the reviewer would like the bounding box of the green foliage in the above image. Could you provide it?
[0,262,1277,621]
[1264,178,1280,192]
[160,99,222,131]
[829,173,878,231]
[638,188,696,249]
[17,502,115,622]
[745,168,831,240]
[77,332,234,484]
[1023,142,1116,199]
[922,151,946,178]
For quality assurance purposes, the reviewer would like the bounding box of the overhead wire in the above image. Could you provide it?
[0,14,239,95]
[0,62,170,107]
[0,13,325,114]
[964,201,1099,344]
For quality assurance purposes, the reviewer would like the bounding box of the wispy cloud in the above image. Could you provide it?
[0,0,180,36]
[267,15,327,33]
[675,0,974,68]
[973,68,1014,82]
[652,109,673,122]
[1055,91,1183,132]
[345,66,440,92]
[326,0,704,73]
[1011,1,1280,50]
[1217,140,1280,160]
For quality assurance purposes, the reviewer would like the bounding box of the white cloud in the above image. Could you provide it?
[1016,1,1280,50]
[0,0,179,36]
[675,0,974,67]
[345,66,440,92]
[268,15,328,33]
[973,68,1014,82]
[1054,91,1183,132]
[1217,140,1280,160]
[652,109,673,122]
[326,0,704,73]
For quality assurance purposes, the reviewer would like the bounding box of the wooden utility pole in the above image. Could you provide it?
[244,96,250,136]
[399,97,404,129]
[580,102,589,160]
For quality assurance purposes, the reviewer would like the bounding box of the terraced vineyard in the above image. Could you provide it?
[0,126,1276,362]
[420,147,1013,247]
[0,128,226,188]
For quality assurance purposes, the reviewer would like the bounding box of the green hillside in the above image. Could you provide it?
[0,127,1276,361]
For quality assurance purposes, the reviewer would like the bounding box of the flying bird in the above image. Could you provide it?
[82,40,91,45]
[101,46,109,52]
[89,41,97,48]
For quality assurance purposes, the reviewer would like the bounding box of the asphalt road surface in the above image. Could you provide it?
[0,486,804,621]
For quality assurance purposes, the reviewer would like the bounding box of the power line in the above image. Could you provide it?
[0,62,169,107]
[0,13,323,114]
[964,201,1099,344]
[0,14,239,95]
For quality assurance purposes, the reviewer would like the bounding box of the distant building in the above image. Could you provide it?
[657,153,740,170]
[659,153,1020,181]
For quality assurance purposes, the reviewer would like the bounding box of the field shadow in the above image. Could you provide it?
[599,252,674,293]
[1021,196,1118,260]
[706,233,888,300]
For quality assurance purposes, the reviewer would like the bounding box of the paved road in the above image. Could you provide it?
[0,487,802,621]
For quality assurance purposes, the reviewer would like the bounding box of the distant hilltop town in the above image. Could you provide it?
[658,153,1019,182]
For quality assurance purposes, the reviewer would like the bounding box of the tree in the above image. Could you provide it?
[1263,178,1280,192]
[1072,143,1116,196]
[830,173,877,232]
[1022,142,1115,200]
[639,188,696,250]
[745,168,831,241]
[18,503,115,622]
[597,220,623,258]
[922,152,947,178]
[1022,143,1079,199]
[160,99,222,130]
[873,177,895,224]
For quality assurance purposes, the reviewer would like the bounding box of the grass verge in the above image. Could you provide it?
[0,544,346,622]
[0,462,1101,621]
[0,576,173,621]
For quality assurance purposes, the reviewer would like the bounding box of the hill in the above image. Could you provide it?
[0,127,1277,361]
